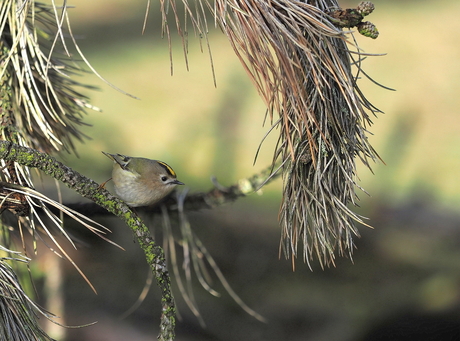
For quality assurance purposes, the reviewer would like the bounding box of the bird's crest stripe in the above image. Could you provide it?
[157,161,176,177]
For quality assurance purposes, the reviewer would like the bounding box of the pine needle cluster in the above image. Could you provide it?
[161,0,382,268]
[1,2,103,338]
[1,1,94,154]
[0,251,55,341]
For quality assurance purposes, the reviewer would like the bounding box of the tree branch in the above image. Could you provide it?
[61,162,282,217]
[0,141,176,341]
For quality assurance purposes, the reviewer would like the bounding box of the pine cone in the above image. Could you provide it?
[357,1,375,17]
[357,21,379,39]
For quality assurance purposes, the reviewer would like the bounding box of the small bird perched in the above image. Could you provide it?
[102,152,184,207]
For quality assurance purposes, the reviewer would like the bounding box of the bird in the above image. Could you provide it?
[102,152,184,207]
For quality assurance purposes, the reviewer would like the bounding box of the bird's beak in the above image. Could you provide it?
[173,180,185,185]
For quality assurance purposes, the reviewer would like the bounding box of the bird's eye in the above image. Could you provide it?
[161,176,168,182]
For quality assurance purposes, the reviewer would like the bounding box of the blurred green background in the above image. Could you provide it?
[36,0,460,340]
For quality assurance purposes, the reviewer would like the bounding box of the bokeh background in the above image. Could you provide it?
[32,0,460,340]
